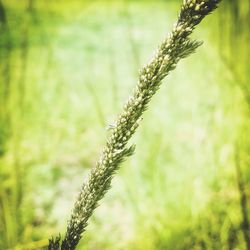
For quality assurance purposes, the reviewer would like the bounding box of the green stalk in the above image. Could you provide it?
[48,1,221,249]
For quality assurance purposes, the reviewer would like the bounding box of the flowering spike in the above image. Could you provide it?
[48,0,221,249]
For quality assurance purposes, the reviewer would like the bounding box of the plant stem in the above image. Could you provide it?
[235,144,250,250]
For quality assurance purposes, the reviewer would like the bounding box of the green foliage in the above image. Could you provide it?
[0,0,249,250]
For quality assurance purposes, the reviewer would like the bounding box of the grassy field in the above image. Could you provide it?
[0,0,249,249]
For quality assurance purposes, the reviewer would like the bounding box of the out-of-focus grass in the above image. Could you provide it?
[0,0,249,249]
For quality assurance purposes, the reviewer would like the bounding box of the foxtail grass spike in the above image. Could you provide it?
[48,0,221,249]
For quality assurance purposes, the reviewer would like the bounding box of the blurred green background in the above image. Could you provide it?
[0,0,249,249]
